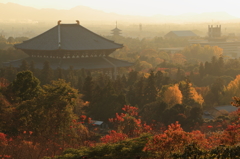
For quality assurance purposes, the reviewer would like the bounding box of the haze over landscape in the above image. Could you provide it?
[2,1,240,159]
[1,1,240,38]
[0,1,240,23]
[2,0,240,17]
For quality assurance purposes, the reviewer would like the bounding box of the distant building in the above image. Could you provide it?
[208,25,221,38]
[208,25,227,42]
[164,30,198,38]
[90,120,108,129]
[111,21,122,37]
[4,20,133,79]
[214,105,238,112]
[158,47,184,55]
[190,25,240,58]
[203,105,238,120]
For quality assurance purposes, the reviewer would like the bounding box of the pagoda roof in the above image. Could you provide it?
[15,23,123,51]
[3,57,133,70]
[111,27,122,32]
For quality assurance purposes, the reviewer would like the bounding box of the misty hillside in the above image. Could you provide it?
[0,2,238,23]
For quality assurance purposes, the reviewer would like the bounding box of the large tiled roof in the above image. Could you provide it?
[14,24,123,51]
[166,30,198,37]
[3,57,133,70]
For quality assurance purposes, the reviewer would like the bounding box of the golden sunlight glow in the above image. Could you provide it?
[1,0,240,17]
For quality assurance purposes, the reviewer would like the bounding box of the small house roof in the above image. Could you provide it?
[91,120,104,126]
[15,23,123,51]
[214,105,238,112]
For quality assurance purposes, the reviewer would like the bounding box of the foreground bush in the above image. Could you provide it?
[53,134,151,159]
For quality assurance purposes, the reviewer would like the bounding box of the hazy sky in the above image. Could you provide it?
[1,0,240,17]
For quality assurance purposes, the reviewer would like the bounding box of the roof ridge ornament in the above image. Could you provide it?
[76,20,80,25]
[58,20,61,25]
[58,22,61,49]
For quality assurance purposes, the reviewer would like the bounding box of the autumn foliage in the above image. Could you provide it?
[2,69,240,158]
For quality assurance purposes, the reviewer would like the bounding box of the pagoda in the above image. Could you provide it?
[111,21,121,37]
[4,21,132,79]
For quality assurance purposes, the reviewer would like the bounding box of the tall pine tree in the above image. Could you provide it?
[40,61,53,85]
[19,60,29,72]
[143,70,157,105]
[82,75,94,102]
[179,78,195,106]
[155,70,163,90]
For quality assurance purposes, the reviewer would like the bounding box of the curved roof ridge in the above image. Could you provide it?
[14,25,58,47]
[15,23,123,51]
[77,24,123,47]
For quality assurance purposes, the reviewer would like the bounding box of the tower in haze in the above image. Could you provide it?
[208,25,226,42]
[139,23,142,38]
[111,21,122,37]
[208,25,221,38]
[190,25,240,58]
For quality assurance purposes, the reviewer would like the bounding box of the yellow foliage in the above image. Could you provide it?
[140,49,158,56]
[163,84,182,107]
[190,87,204,106]
[182,44,222,61]
[172,53,186,65]
[221,75,240,104]
[144,73,150,78]
[179,81,204,106]
[139,61,153,70]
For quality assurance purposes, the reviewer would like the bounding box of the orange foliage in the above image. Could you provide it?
[101,130,128,143]
[144,122,210,158]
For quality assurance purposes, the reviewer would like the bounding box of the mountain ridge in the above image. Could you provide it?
[0,2,238,23]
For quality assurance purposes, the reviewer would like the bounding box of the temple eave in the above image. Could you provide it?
[3,56,133,70]
[18,48,120,58]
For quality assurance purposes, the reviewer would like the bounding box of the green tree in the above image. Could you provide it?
[140,101,168,123]
[179,79,195,106]
[29,61,36,75]
[155,70,164,90]
[82,75,94,102]
[56,67,64,79]
[133,76,145,107]
[19,60,29,72]
[66,66,77,87]
[127,70,138,86]
[2,65,17,82]
[204,61,212,75]
[16,79,79,136]
[143,71,157,105]
[199,62,205,78]
[89,81,125,121]
[40,61,53,85]
[217,56,225,76]
[0,93,13,133]
[186,106,203,129]
[126,86,137,106]
[176,67,185,81]
[6,70,42,103]
[206,78,225,105]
